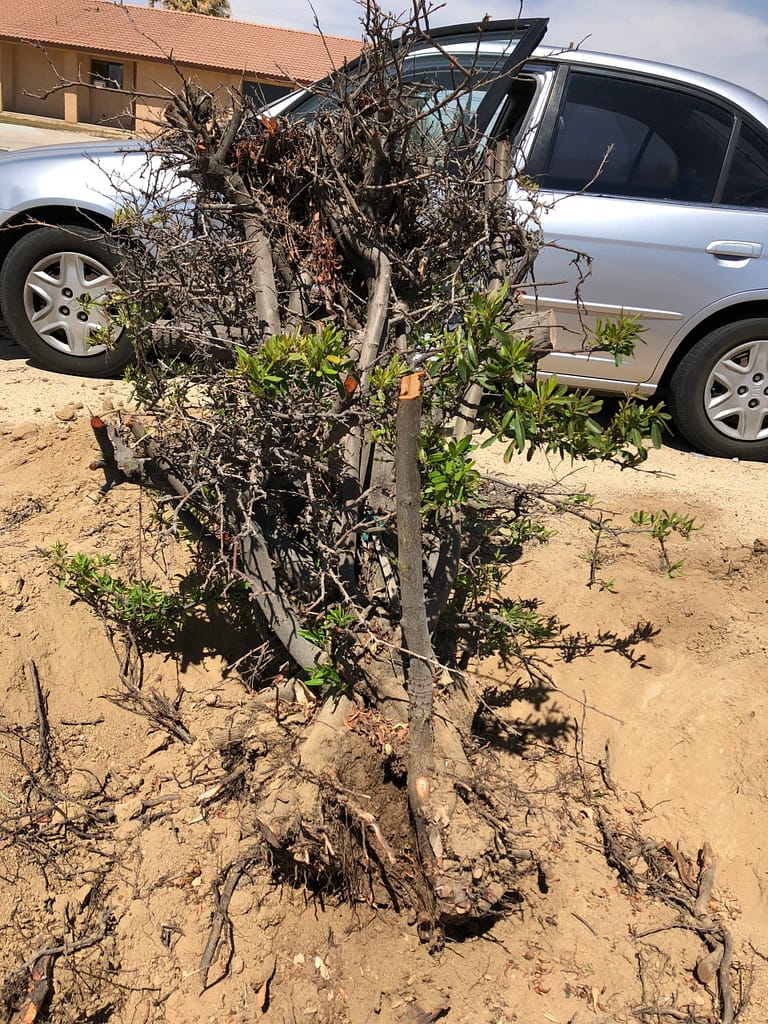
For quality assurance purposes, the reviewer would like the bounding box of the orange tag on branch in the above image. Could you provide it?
[398,372,424,400]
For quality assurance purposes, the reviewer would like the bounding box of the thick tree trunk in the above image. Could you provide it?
[242,213,281,338]
[335,245,393,591]
[395,374,512,926]
[396,372,435,814]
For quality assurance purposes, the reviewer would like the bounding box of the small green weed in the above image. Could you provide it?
[631,510,701,576]
[49,543,189,646]
[299,606,354,697]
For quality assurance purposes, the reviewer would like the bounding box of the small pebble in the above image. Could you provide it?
[10,421,38,441]
[0,573,23,596]
[55,404,78,422]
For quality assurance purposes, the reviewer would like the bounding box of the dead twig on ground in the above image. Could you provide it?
[571,911,597,937]
[199,848,261,990]
[5,910,114,983]
[104,682,194,745]
[633,1008,707,1021]
[98,627,194,743]
[25,662,51,776]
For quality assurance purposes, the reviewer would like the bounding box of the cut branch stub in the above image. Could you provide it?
[396,369,450,911]
[396,371,435,794]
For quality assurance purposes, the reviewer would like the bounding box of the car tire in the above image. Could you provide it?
[667,318,768,460]
[0,224,134,377]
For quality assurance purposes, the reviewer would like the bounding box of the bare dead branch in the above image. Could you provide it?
[25,662,51,777]
[199,848,261,990]
[5,910,114,981]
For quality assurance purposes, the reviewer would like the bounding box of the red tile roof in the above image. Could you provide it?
[0,0,360,83]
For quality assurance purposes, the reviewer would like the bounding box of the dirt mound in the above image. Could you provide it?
[0,411,766,1022]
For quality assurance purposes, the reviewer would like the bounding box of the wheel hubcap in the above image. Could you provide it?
[705,339,768,442]
[23,250,116,357]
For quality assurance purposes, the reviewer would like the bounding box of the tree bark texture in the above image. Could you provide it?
[242,213,281,338]
[395,373,439,846]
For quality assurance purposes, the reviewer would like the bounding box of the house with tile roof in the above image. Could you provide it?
[0,0,359,133]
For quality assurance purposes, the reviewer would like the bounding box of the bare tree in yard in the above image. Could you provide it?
[150,0,232,15]
[98,4,664,939]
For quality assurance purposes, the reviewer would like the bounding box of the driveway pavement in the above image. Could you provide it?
[0,119,124,152]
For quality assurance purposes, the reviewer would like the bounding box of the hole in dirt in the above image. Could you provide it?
[442,890,524,942]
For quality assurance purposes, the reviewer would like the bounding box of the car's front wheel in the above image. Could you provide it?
[667,318,768,460]
[0,224,133,377]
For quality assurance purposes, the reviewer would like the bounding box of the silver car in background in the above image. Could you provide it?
[0,18,767,460]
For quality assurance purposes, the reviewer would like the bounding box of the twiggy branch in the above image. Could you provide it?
[199,848,261,990]
[6,910,114,980]
[105,683,194,745]
[26,661,51,777]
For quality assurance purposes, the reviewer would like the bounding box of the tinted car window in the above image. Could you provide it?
[289,54,505,121]
[721,121,768,208]
[538,71,734,203]
[243,81,293,108]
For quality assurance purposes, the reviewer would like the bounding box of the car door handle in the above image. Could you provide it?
[706,240,763,259]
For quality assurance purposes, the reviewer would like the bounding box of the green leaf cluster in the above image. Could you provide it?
[419,290,669,473]
[590,313,646,367]
[298,604,355,648]
[302,664,350,695]
[426,285,534,399]
[630,509,700,541]
[420,433,481,517]
[630,508,701,577]
[49,543,191,646]
[476,599,560,661]
[299,606,355,696]
[235,324,352,398]
[369,353,409,402]
[491,384,669,466]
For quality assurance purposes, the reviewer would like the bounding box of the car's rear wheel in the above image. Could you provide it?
[0,225,133,377]
[667,319,768,460]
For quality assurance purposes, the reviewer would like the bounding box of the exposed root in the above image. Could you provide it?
[594,806,746,1024]
[233,674,546,942]
[199,847,262,991]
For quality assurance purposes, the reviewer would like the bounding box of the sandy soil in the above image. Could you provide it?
[1,322,767,1023]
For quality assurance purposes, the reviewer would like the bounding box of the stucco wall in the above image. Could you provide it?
[134,62,241,133]
[4,41,66,119]
[0,40,293,134]
[87,56,135,130]
[0,42,112,125]
[0,43,12,114]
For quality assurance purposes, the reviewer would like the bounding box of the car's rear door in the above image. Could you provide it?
[523,65,768,392]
